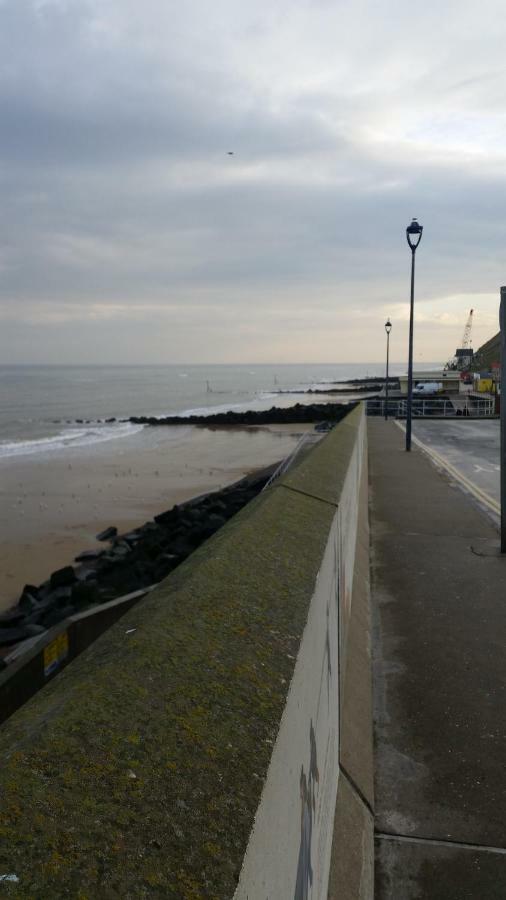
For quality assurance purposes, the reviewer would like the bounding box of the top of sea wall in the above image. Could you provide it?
[0,404,364,899]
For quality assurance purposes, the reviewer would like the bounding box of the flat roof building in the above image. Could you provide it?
[398,370,461,395]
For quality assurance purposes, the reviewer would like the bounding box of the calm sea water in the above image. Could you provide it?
[0,363,436,460]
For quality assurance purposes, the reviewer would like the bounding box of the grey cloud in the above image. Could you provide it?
[1,0,506,362]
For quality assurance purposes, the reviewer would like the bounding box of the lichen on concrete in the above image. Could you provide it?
[0,407,363,898]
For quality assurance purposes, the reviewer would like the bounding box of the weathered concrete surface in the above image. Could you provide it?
[375,836,506,900]
[0,406,364,899]
[369,419,506,898]
[328,439,374,899]
[328,773,373,900]
[0,491,334,898]
[339,442,374,808]
[234,404,367,898]
[282,410,360,506]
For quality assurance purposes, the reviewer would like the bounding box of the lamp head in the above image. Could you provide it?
[385,319,392,335]
[406,218,423,250]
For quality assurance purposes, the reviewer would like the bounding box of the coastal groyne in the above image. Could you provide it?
[128,400,355,427]
[0,404,372,898]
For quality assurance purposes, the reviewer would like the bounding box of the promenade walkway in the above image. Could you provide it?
[369,419,506,898]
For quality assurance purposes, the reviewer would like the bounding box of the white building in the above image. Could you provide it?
[398,370,461,395]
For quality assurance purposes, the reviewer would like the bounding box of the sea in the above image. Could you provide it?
[0,363,437,461]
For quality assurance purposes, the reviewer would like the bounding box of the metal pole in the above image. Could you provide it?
[500,288,506,552]
[385,330,390,421]
[406,248,416,450]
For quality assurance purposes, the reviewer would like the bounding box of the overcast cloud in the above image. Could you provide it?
[1,0,505,363]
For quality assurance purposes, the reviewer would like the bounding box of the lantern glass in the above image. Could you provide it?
[406,218,423,249]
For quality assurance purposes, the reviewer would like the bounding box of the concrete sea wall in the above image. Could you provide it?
[0,404,372,898]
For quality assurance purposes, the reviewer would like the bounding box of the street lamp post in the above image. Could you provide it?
[384,318,392,420]
[500,288,506,552]
[405,218,423,451]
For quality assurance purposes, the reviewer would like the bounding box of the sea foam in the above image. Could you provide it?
[0,421,144,461]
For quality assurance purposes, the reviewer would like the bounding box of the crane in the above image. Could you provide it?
[444,309,474,371]
[460,309,474,350]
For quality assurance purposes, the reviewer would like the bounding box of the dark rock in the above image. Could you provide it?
[128,401,355,428]
[99,553,118,565]
[42,605,76,628]
[75,549,103,562]
[139,522,158,533]
[47,586,73,607]
[96,588,117,603]
[109,545,130,561]
[184,507,204,523]
[0,626,37,647]
[166,538,192,559]
[0,607,25,625]
[144,542,165,562]
[154,509,178,526]
[158,553,180,564]
[207,513,227,530]
[96,526,118,542]
[105,417,116,423]
[24,598,54,626]
[74,566,97,582]
[19,591,40,614]
[184,527,208,548]
[50,566,77,589]
[82,569,100,582]
[24,623,46,637]
[114,540,131,551]
[122,531,142,545]
[71,581,100,607]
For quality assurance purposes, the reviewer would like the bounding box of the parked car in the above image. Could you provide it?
[413,382,443,395]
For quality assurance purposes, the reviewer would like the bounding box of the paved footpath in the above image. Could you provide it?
[369,419,506,899]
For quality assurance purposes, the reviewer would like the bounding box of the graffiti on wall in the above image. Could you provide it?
[294,722,320,900]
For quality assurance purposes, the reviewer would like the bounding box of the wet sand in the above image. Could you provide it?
[0,423,313,612]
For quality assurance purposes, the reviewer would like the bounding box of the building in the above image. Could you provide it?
[398,369,461,395]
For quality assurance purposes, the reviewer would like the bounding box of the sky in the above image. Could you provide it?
[0,0,505,365]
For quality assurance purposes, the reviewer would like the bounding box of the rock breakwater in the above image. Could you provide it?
[129,401,355,427]
[0,468,273,658]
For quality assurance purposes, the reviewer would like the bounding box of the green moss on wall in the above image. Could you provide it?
[0,406,363,898]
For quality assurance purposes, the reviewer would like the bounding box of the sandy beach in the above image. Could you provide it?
[0,422,314,612]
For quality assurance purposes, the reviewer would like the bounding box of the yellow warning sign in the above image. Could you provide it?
[43,631,69,677]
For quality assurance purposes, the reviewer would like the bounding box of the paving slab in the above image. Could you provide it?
[375,835,506,900]
[369,419,506,897]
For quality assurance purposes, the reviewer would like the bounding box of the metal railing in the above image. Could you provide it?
[366,397,496,418]
[262,432,323,490]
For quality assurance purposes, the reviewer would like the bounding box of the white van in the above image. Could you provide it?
[413,382,443,395]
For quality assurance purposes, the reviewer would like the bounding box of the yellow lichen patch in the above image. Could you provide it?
[177,870,205,900]
[41,849,65,878]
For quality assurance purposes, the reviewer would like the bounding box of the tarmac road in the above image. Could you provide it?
[396,418,501,522]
